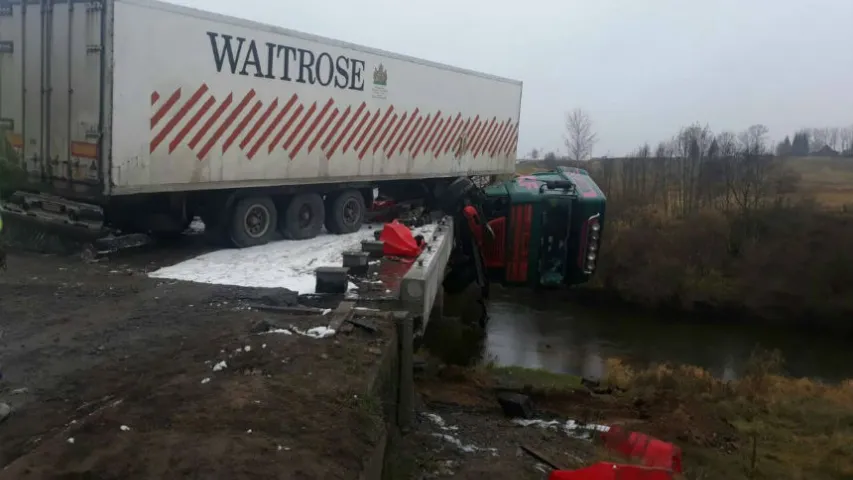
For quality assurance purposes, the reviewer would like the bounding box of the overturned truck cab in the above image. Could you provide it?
[475,167,606,288]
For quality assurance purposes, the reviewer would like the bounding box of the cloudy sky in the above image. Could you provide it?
[171,0,853,157]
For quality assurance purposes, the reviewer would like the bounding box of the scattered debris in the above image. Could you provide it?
[513,418,609,440]
[431,433,498,456]
[265,329,293,335]
[119,425,131,432]
[212,361,228,372]
[67,437,75,444]
[201,377,211,384]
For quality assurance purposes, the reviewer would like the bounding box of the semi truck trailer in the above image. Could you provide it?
[0,0,522,247]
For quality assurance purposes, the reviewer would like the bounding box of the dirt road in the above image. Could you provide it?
[0,248,387,478]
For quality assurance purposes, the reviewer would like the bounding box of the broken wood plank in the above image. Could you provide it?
[247,304,328,315]
[519,444,565,471]
[345,317,378,333]
[327,301,355,331]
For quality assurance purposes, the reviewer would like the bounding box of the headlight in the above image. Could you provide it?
[587,253,596,261]
[591,223,601,232]
[589,243,597,251]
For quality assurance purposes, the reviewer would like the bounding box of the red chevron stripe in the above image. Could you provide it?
[391,109,418,155]
[491,120,512,157]
[310,107,339,154]
[454,116,478,157]
[487,120,509,157]
[222,99,262,153]
[500,124,519,154]
[360,106,394,159]
[189,94,232,155]
[269,104,304,152]
[430,114,452,155]
[408,114,431,154]
[291,98,334,159]
[169,95,215,154]
[414,113,441,159]
[382,112,406,155]
[342,109,371,154]
[374,112,398,154]
[322,106,350,152]
[437,114,462,156]
[473,117,497,157]
[354,109,381,153]
[482,120,502,157]
[150,84,208,153]
[249,94,297,159]
[496,123,514,155]
[151,92,160,105]
[400,116,423,155]
[198,89,256,160]
[464,120,485,156]
[506,128,519,155]
[442,115,466,155]
[240,98,279,150]
[283,102,317,151]
[329,103,366,159]
[151,88,181,128]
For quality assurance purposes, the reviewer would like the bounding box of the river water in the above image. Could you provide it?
[432,287,852,383]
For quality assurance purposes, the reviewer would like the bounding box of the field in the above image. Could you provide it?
[782,157,853,208]
[516,156,853,209]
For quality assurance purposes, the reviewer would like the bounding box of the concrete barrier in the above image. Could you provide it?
[399,217,454,334]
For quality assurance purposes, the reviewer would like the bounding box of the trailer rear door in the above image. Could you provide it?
[0,0,108,200]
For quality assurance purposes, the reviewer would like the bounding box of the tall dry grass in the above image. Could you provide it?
[603,351,853,479]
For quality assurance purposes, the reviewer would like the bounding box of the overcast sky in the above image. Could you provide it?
[171,0,853,157]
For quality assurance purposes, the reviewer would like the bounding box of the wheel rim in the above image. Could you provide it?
[298,203,314,229]
[243,204,271,238]
[341,197,362,227]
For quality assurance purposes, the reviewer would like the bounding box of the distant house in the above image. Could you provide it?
[812,145,839,157]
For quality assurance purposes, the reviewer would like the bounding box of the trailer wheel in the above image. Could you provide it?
[325,189,366,234]
[229,196,278,248]
[281,193,325,240]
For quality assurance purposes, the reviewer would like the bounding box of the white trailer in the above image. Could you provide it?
[0,0,522,246]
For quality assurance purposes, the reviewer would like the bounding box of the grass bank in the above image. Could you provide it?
[432,354,853,479]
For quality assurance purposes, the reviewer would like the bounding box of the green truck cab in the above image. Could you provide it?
[479,167,606,287]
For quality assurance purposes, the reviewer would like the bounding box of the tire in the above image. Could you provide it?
[229,196,278,248]
[281,193,325,240]
[324,189,366,235]
[441,177,476,212]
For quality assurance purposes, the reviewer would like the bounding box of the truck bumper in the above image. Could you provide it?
[1,191,106,240]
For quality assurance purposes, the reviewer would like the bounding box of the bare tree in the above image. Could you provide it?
[564,108,598,161]
[839,126,853,154]
[810,128,827,153]
[828,127,840,150]
[527,148,541,160]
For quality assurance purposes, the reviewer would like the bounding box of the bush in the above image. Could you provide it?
[590,201,853,329]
